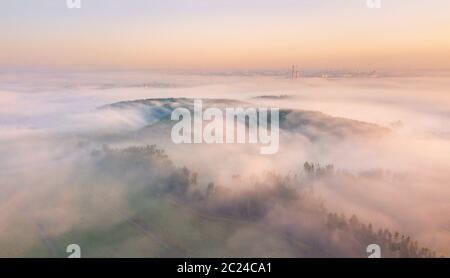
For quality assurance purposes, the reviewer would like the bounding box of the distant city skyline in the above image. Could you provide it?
[1,0,450,71]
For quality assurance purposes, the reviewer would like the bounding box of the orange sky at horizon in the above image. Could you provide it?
[1,0,450,71]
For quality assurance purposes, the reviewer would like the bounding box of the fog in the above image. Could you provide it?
[0,71,449,257]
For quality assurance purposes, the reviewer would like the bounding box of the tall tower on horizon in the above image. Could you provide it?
[291,65,300,80]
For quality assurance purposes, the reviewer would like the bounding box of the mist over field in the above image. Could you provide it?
[0,71,449,257]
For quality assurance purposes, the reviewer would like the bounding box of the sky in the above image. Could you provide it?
[1,0,450,71]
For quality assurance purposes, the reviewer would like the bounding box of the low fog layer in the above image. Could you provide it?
[0,72,449,257]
